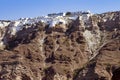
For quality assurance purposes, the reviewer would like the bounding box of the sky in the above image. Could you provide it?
[0,0,120,20]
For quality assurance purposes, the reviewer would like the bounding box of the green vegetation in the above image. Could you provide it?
[66,12,72,16]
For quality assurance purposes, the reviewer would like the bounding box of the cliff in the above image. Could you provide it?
[0,11,119,80]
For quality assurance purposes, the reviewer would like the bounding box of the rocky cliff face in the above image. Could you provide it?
[0,11,119,80]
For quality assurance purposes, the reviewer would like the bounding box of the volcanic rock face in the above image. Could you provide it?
[0,11,119,80]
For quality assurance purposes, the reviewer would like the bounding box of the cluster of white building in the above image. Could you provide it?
[0,11,92,36]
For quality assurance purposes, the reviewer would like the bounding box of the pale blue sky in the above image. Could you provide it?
[0,0,120,20]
